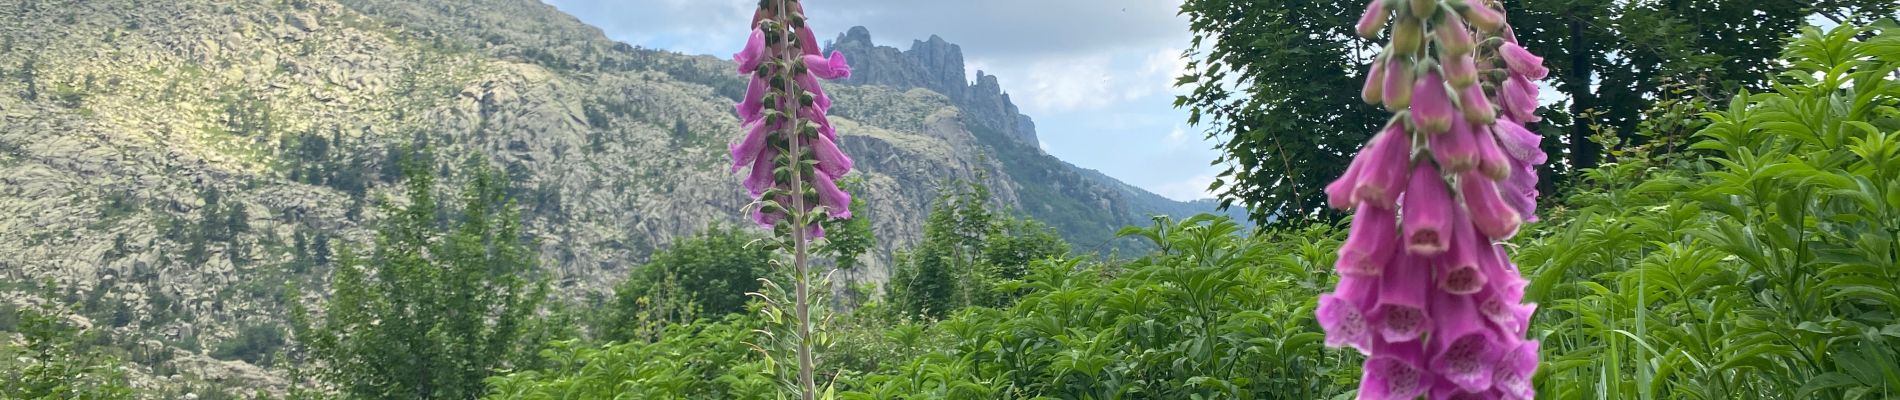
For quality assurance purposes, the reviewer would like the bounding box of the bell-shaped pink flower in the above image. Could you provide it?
[734,28,768,74]
[1460,171,1523,240]
[1346,124,1414,209]
[1374,255,1432,342]
[802,51,852,80]
[1491,118,1545,164]
[1361,338,1431,400]
[1356,0,1390,39]
[1383,57,1416,111]
[1475,252,1533,335]
[1499,42,1549,80]
[1429,290,1499,392]
[1403,162,1453,255]
[1437,218,1488,295]
[1318,273,1380,353]
[1474,125,1512,180]
[1492,340,1540,400]
[1411,71,1456,134]
[1499,75,1541,123]
[795,73,833,111]
[1337,205,1399,276]
[736,76,769,123]
[1432,117,1480,173]
[730,120,776,172]
[809,130,854,179]
[743,147,780,197]
[1327,154,1367,210]
[812,170,852,219]
[1460,82,1497,125]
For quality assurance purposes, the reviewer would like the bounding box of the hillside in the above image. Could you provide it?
[0,0,1222,392]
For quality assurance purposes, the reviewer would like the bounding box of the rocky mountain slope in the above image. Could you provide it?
[0,0,1225,393]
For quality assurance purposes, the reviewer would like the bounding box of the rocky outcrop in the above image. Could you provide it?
[829,27,1040,145]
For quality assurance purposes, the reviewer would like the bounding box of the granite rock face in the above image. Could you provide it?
[830,27,1039,145]
[0,0,1220,396]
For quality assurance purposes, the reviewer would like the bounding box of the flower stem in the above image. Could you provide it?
[773,0,818,398]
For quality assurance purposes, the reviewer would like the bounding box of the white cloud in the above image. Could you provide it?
[1007,55,1118,113]
[1151,174,1219,201]
[1166,125,1187,144]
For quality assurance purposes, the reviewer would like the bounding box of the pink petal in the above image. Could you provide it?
[1429,289,1499,391]
[1353,124,1415,208]
[1460,172,1523,240]
[1356,0,1389,38]
[1374,255,1432,343]
[1432,116,1481,173]
[734,28,768,74]
[1318,274,1380,353]
[1500,42,1550,80]
[1338,205,1399,276]
[811,170,852,219]
[1411,71,1456,134]
[1382,57,1415,112]
[802,51,852,80]
[735,75,769,124]
[1403,162,1453,255]
[1499,75,1541,123]
[1361,337,1430,399]
[730,120,775,173]
[808,133,854,180]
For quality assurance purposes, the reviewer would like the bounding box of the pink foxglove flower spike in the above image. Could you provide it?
[1314,0,1548,398]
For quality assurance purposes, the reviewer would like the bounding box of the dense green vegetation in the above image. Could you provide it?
[478,23,1900,399]
[291,155,554,399]
[1176,0,1899,223]
[6,9,1898,400]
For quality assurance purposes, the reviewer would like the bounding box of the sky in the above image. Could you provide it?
[541,0,1226,201]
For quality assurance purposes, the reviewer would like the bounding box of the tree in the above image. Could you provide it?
[0,306,135,399]
[603,225,773,343]
[294,154,548,400]
[1177,0,1896,225]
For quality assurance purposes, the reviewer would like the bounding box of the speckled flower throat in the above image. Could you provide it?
[1317,0,1548,398]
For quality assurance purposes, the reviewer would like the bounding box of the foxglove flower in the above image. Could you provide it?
[730,2,855,238]
[1319,1,1545,396]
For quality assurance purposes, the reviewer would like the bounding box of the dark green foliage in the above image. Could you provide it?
[294,155,550,400]
[1524,23,1900,398]
[602,225,773,343]
[0,306,135,400]
[887,182,1068,319]
[1176,0,1897,225]
[484,314,779,399]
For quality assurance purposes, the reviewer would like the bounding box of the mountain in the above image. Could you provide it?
[0,0,1229,392]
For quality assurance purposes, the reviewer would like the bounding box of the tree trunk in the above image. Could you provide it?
[1565,16,1602,172]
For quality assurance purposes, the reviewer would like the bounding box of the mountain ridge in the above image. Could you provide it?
[0,0,1231,394]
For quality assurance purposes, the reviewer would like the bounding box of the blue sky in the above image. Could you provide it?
[542,0,1225,201]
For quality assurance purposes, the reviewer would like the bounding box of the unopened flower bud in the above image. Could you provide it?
[1357,0,1391,39]
[1392,17,1425,55]
[1442,54,1478,88]
[1411,71,1455,134]
[1382,57,1416,112]
[1435,13,1475,56]
[1409,0,1437,19]
[1459,83,1496,125]
[1363,57,1389,105]
[1461,3,1505,32]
